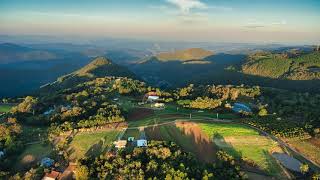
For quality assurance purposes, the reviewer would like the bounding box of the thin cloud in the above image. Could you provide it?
[244,20,287,29]
[166,0,208,14]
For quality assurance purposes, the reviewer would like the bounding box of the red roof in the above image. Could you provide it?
[43,171,60,179]
[147,92,157,96]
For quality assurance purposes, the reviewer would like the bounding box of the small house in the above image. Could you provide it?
[137,139,147,147]
[145,92,160,102]
[42,171,61,180]
[114,140,127,149]
[147,96,159,102]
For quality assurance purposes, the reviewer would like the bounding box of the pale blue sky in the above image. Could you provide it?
[0,0,319,44]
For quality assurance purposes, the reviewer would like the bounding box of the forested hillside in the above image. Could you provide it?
[242,50,320,80]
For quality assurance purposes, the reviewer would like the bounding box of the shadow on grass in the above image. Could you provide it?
[145,122,217,163]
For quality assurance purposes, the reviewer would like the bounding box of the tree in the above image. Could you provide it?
[300,163,309,175]
[258,108,268,116]
[75,165,89,180]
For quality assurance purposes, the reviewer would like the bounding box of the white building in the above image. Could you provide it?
[147,96,159,102]
[114,140,127,148]
[137,139,147,147]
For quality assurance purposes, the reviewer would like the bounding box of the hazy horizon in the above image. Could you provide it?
[1,0,320,45]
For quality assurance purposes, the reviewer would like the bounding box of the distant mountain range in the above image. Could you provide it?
[0,43,57,64]
[0,42,319,97]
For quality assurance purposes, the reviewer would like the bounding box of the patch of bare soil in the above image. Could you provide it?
[127,108,154,121]
[21,154,36,165]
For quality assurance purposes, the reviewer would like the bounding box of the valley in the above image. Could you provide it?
[0,46,320,180]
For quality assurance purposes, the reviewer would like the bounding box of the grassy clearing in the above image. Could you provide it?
[69,130,120,160]
[199,122,282,176]
[122,129,140,140]
[15,143,52,170]
[199,123,259,136]
[0,104,14,112]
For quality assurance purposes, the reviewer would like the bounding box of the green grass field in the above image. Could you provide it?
[15,143,52,170]
[199,123,259,136]
[69,130,120,160]
[198,122,282,176]
[122,129,140,140]
[0,104,14,112]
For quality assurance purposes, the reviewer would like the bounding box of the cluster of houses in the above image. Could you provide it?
[114,130,148,149]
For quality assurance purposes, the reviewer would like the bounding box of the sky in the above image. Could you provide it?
[0,0,320,44]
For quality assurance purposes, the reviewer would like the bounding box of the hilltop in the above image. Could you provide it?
[156,48,214,61]
[40,56,137,92]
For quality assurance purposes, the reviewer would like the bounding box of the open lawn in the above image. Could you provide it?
[122,129,141,140]
[0,104,14,112]
[199,123,259,136]
[15,143,52,171]
[198,122,283,176]
[69,130,120,160]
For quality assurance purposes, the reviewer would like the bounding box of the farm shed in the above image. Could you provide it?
[114,140,127,148]
[137,139,147,147]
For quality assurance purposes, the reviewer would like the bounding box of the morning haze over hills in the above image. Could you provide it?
[0,0,320,180]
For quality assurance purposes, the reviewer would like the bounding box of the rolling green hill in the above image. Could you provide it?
[40,56,138,92]
[242,51,320,80]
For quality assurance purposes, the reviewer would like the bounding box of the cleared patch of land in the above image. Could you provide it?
[122,129,140,140]
[69,130,120,160]
[0,104,15,113]
[15,144,52,171]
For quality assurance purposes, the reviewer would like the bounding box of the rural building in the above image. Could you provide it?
[40,157,54,167]
[232,103,252,113]
[147,96,159,102]
[144,92,160,102]
[114,140,127,148]
[42,171,61,180]
[137,139,147,147]
[153,103,165,108]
